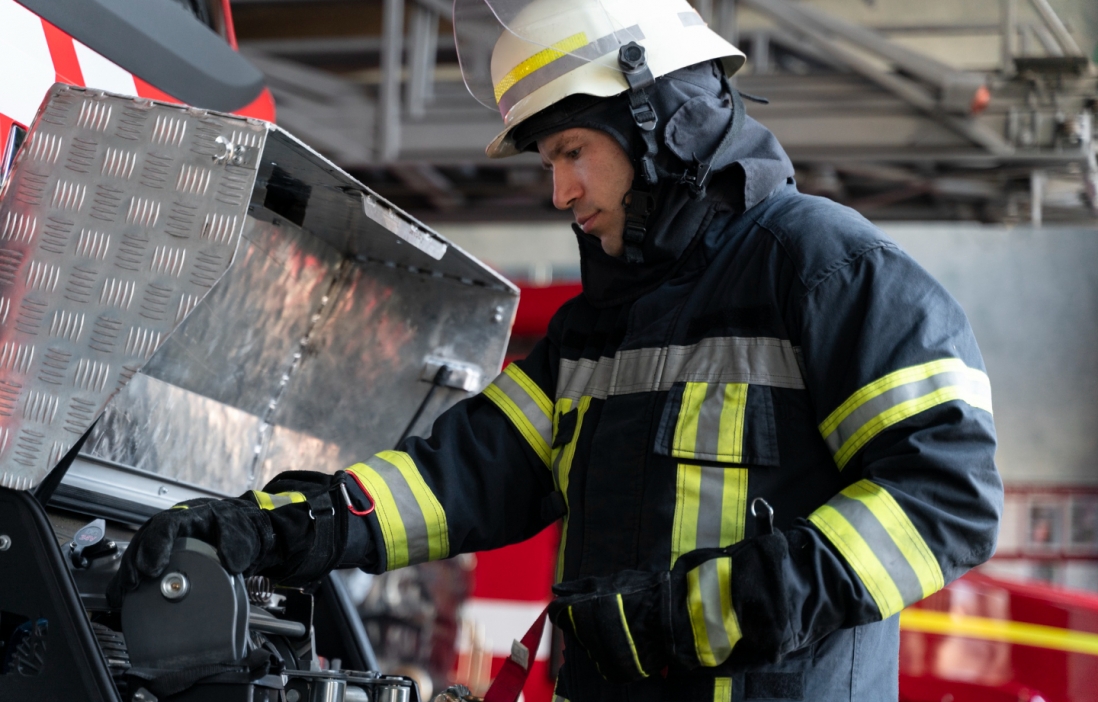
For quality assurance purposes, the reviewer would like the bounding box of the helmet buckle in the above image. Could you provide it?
[679,156,713,200]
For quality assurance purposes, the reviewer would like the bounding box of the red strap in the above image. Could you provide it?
[483,606,550,702]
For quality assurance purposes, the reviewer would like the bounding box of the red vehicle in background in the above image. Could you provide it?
[0,0,275,189]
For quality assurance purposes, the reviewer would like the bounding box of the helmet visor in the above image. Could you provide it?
[454,0,637,111]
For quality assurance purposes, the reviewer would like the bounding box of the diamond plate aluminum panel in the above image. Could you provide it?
[0,84,264,490]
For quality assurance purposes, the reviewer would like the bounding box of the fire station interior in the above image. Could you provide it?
[0,0,1097,700]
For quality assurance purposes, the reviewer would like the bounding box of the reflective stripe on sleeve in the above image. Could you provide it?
[250,490,307,510]
[615,593,649,678]
[686,556,742,667]
[557,337,804,401]
[808,480,944,619]
[820,358,993,470]
[670,463,747,568]
[483,364,554,468]
[346,450,449,570]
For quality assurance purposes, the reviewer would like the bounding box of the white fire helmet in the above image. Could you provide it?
[454,0,747,158]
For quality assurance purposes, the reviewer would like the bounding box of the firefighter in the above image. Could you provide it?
[109,0,1002,699]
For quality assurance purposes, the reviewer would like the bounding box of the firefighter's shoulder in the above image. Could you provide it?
[751,190,900,291]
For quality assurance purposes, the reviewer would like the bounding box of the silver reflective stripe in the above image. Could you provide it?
[557,337,804,401]
[497,26,645,115]
[697,558,734,661]
[695,466,729,548]
[826,492,925,606]
[491,367,553,458]
[692,384,725,459]
[557,357,613,405]
[823,368,986,456]
[365,453,432,566]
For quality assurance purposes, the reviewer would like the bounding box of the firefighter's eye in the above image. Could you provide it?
[567,148,581,159]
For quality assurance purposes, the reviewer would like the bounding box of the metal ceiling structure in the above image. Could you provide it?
[232,0,1098,224]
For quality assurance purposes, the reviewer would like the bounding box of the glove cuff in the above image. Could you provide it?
[251,472,350,586]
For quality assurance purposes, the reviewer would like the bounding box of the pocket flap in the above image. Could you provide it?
[654,381,779,466]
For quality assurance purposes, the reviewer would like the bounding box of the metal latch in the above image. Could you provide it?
[420,357,482,392]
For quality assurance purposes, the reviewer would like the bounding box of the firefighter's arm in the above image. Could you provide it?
[108,337,560,603]
[336,336,561,574]
[773,243,1002,651]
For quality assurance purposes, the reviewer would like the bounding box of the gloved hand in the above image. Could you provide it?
[106,496,274,607]
[548,531,790,683]
[107,470,372,608]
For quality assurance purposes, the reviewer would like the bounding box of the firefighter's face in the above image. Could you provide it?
[538,128,634,257]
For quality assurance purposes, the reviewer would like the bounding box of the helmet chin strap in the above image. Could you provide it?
[618,42,659,265]
[616,44,748,265]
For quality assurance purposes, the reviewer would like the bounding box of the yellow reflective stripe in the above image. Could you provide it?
[809,504,906,618]
[671,382,748,462]
[615,593,648,678]
[554,396,591,583]
[493,32,588,103]
[836,384,989,470]
[171,504,189,510]
[483,364,554,468]
[900,609,1098,657]
[377,450,449,562]
[672,381,707,456]
[716,383,748,462]
[720,468,747,547]
[843,481,943,598]
[821,359,967,436]
[346,461,410,569]
[713,677,733,702]
[820,359,993,470]
[671,463,702,568]
[670,464,747,568]
[250,490,307,510]
[686,567,711,663]
[685,557,741,666]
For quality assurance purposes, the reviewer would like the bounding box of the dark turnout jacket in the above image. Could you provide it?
[338,119,1002,701]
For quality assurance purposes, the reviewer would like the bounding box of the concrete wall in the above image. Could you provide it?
[885,224,1098,487]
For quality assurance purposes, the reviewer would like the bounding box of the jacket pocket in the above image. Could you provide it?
[654,381,779,467]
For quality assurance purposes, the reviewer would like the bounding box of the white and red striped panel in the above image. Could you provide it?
[463,525,560,702]
[0,0,273,159]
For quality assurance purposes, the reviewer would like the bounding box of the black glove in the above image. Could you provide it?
[548,531,790,683]
[106,496,274,607]
[107,470,371,608]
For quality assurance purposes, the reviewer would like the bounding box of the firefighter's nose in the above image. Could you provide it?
[552,168,582,211]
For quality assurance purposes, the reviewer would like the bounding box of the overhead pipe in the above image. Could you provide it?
[1027,0,1084,57]
[740,0,1012,155]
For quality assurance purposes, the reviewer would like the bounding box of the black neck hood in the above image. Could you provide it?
[577,114,794,308]
[515,61,795,308]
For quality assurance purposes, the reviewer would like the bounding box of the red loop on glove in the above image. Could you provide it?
[343,471,376,516]
[483,606,549,702]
